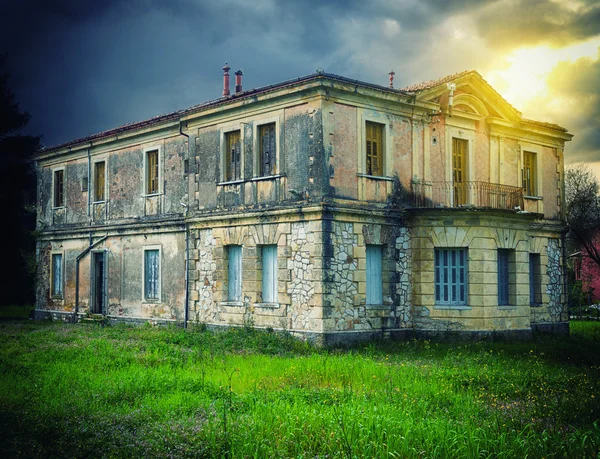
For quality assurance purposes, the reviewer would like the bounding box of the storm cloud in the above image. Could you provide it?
[1,0,599,169]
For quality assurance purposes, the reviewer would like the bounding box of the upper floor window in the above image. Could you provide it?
[259,123,276,176]
[145,149,159,195]
[53,169,64,208]
[366,245,383,305]
[452,138,468,205]
[435,248,467,306]
[523,151,537,197]
[94,161,106,202]
[365,121,384,176]
[225,130,242,182]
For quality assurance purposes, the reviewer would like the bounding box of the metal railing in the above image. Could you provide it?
[411,180,524,211]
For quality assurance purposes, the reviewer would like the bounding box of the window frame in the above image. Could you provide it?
[359,113,390,178]
[93,159,107,203]
[50,251,64,298]
[529,253,542,306]
[219,124,245,184]
[434,248,468,307]
[52,167,66,208]
[227,245,242,302]
[143,146,162,196]
[253,116,281,178]
[366,244,383,305]
[142,246,161,303]
[261,245,278,304]
[523,150,537,197]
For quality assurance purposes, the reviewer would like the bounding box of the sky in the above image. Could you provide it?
[1,0,600,179]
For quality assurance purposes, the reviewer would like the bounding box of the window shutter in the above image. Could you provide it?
[262,245,277,303]
[498,250,509,305]
[228,246,242,301]
[366,245,383,305]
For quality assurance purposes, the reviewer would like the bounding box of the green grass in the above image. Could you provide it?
[0,305,32,320]
[1,321,599,458]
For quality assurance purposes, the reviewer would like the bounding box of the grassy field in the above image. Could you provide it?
[0,321,599,458]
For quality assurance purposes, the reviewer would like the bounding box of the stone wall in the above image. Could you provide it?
[546,238,564,322]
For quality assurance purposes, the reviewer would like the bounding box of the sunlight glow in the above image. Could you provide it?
[486,37,600,109]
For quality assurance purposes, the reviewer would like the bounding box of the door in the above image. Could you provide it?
[92,252,107,314]
[452,138,467,206]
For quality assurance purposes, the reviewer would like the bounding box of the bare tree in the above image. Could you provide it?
[565,164,600,269]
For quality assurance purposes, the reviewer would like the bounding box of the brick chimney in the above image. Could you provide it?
[235,69,243,94]
[222,63,231,97]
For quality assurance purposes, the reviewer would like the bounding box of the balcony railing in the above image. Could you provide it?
[411,180,524,211]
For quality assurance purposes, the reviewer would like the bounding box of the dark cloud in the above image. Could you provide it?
[544,53,600,163]
[475,0,600,50]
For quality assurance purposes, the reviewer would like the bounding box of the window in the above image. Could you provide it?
[259,123,276,176]
[452,138,468,205]
[146,149,159,195]
[144,249,160,301]
[498,249,515,306]
[94,161,106,202]
[53,169,64,207]
[435,248,467,305]
[365,121,384,176]
[366,245,383,305]
[523,151,537,196]
[227,245,242,302]
[225,130,241,181]
[529,253,542,305]
[51,253,63,297]
[261,245,277,303]
[574,257,582,281]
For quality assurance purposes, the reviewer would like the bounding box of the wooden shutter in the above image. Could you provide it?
[147,150,159,194]
[366,122,383,176]
[145,249,159,300]
[366,245,383,305]
[54,170,64,207]
[226,131,241,181]
[498,250,509,305]
[435,248,467,305]
[260,123,276,176]
[262,245,277,303]
[452,138,467,205]
[95,162,105,201]
[228,246,242,301]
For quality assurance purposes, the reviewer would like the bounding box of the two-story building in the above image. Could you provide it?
[34,68,572,342]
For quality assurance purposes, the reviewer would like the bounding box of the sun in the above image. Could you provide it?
[485,37,600,110]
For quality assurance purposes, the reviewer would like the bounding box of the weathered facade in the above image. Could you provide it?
[35,69,573,342]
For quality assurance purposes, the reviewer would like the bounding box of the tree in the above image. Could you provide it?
[0,57,41,306]
[565,164,600,269]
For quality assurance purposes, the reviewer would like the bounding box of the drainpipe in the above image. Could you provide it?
[180,120,190,329]
[74,235,108,321]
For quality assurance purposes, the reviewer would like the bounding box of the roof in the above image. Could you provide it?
[42,72,412,153]
[400,69,475,92]
[41,69,569,153]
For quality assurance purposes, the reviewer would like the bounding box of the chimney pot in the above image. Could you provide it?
[235,69,243,94]
[389,70,395,89]
[222,62,231,97]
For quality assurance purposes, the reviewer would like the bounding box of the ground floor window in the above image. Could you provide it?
[435,248,467,305]
[261,245,277,303]
[529,253,542,305]
[144,248,160,301]
[366,244,383,305]
[51,253,63,297]
[498,249,515,305]
[227,245,242,302]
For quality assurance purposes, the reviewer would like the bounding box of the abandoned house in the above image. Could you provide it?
[34,67,573,342]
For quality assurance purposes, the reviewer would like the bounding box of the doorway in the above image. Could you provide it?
[91,251,106,314]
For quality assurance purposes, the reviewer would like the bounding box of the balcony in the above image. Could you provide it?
[411,180,524,211]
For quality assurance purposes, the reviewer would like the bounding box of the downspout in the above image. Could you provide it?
[74,235,108,321]
[180,120,190,329]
